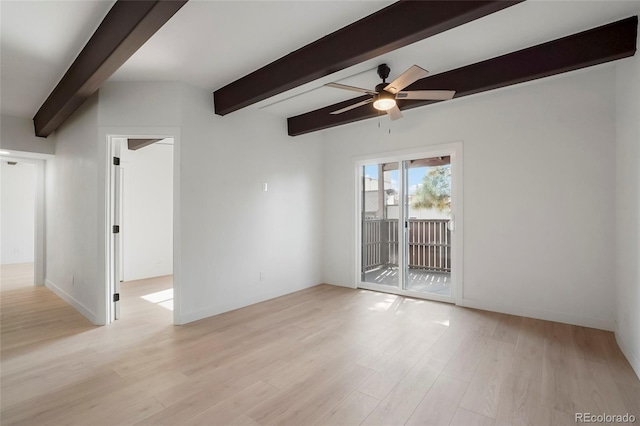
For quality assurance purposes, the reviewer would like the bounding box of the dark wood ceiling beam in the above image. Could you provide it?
[213,0,524,116]
[33,0,188,138]
[288,16,638,137]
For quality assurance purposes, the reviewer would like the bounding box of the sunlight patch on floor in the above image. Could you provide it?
[141,288,174,311]
[369,296,397,312]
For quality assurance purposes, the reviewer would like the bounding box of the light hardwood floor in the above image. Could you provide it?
[0,263,34,292]
[1,268,638,426]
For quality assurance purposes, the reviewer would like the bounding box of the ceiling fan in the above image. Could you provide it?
[325,64,455,121]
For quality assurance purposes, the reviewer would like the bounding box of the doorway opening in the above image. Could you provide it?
[356,143,463,304]
[107,136,175,323]
[0,154,46,292]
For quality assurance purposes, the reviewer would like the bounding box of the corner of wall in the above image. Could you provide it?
[45,279,98,324]
[0,114,55,155]
[45,91,102,324]
[615,326,640,380]
[613,25,640,380]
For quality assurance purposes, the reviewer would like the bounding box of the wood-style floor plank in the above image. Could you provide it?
[458,340,515,419]
[405,374,468,425]
[314,390,380,426]
[450,407,495,426]
[1,263,638,426]
[0,263,34,292]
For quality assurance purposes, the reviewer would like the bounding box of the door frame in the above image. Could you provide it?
[103,128,181,325]
[0,152,49,287]
[354,142,463,305]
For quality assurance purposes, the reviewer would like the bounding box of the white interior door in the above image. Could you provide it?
[119,167,124,283]
[112,141,122,320]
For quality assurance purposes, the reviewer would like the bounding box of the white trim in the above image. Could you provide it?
[615,330,640,380]
[0,155,47,287]
[180,305,233,325]
[100,127,181,325]
[352,142,463,166]
[34,159,46,286]
[45,279,97,323]
[460,296,614,331]
[325,281,356,289]
[105,136,116,323]
[179,286,314,325]
[353,142,463,305]
[110,137,122,320]
[0,150,54,161]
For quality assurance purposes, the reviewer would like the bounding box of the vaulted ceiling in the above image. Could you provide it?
[1,0,639,138]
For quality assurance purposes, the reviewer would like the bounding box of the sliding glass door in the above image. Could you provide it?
[361,162,400,288]
[358,146,460,303]
[402,157,452,298]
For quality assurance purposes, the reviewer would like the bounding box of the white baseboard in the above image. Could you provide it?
[45,279,97,324]
[324,281,356,289]
[460,297,614,331]
[178,283,320,325]
[324,283,613,330]
[178,304,232,325]
[615,329,640,380]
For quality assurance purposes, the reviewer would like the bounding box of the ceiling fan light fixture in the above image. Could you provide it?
[326,64,453,119]
[373,91,396,111]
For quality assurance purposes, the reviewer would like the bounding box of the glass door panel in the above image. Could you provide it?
[403,157,452,297]
[361,162,400,287]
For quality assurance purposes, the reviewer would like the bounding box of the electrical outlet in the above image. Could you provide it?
[260,272,265,281]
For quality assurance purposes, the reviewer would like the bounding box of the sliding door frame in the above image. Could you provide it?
[354,142,463,305]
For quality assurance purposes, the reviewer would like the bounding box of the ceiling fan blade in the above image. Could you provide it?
[387,105,403,121]
[384,65,429,94]
[330,98,373,115]
[396,90,456,100]
[325,82,377,95]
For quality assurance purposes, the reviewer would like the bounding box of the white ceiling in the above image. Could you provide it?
[1,0,639,121]
[0,0,114,118]
[252,0,640,117]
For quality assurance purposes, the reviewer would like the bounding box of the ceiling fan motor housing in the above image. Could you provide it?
[375,89,395,101]
[377,64,391,82]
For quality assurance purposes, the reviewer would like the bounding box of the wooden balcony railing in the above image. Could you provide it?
[363,218,451,272]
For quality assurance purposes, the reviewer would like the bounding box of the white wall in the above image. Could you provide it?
[614,26,640,377]
[0,114,55,155]
[322,66,617,330]
[95,81,324,324]
[178,84,324,323]
[120,140,174,281]
[98,81,183,323]
[45,93,100,322]
[99,82,183,128]
[1,161,36,264]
